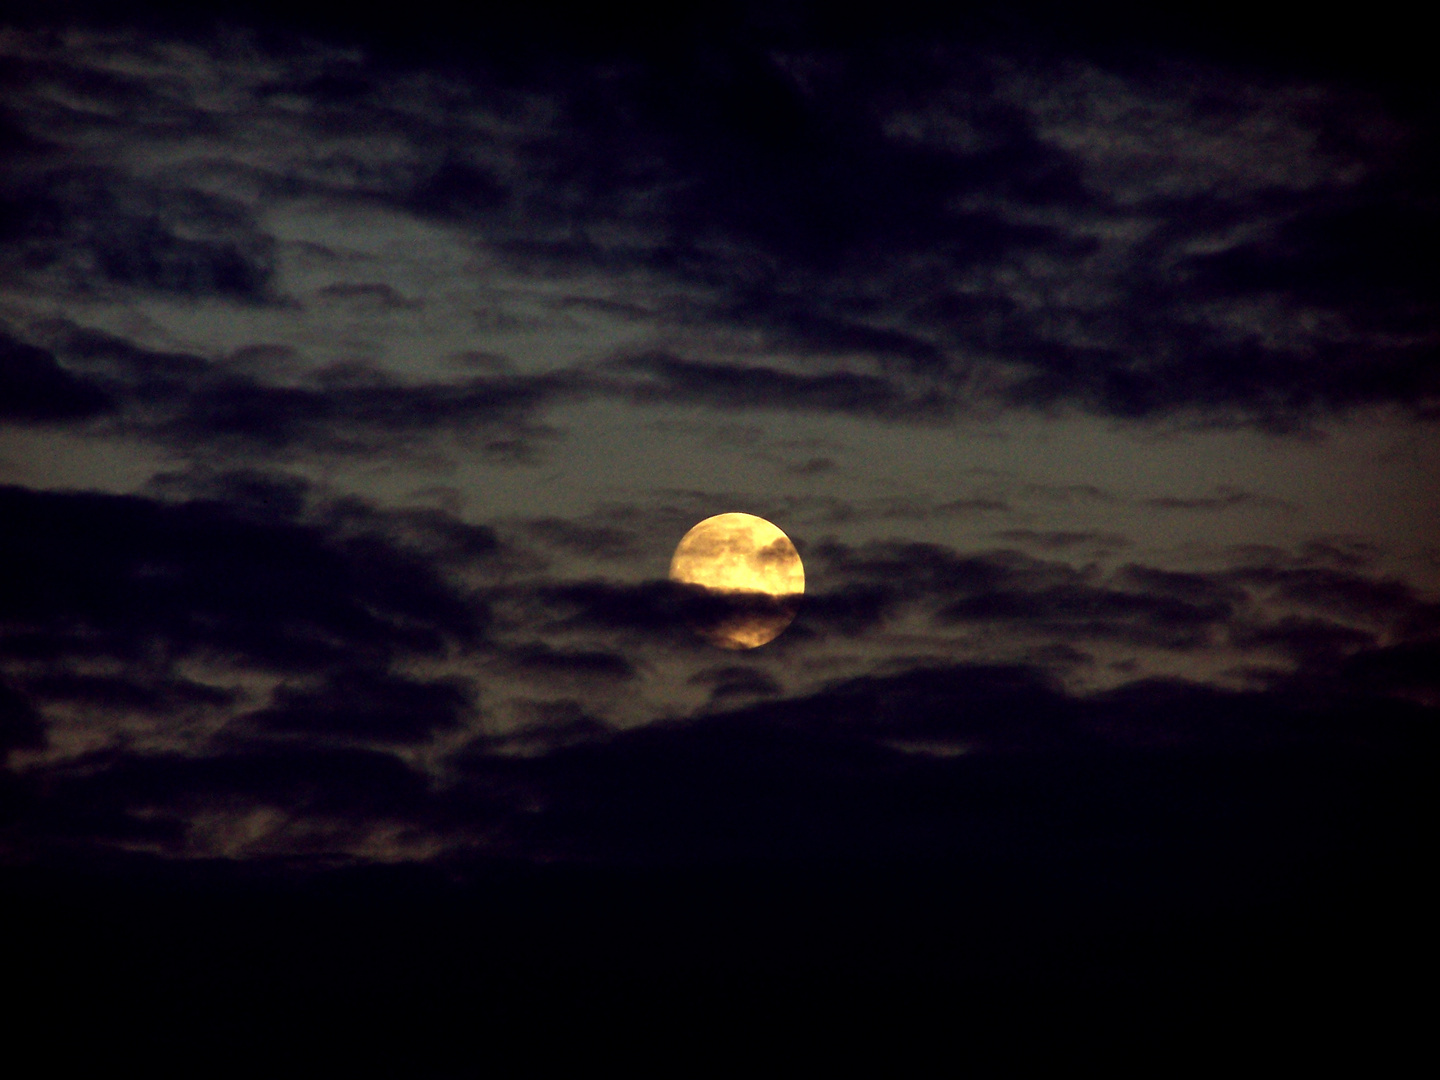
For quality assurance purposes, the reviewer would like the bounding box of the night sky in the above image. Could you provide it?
[2,1,1434,1058]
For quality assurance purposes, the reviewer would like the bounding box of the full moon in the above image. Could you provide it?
[669,513,804,649]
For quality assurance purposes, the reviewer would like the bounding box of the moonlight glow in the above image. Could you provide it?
[669,513,804,649]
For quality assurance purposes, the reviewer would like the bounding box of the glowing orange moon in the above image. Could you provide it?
[669,513,804,649]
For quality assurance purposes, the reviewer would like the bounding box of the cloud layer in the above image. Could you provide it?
[1,14,1435,441]
[0,8,1435,871]
[1,478,1433,863]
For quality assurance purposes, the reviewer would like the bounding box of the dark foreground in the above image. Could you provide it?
[4,739,1431,1067]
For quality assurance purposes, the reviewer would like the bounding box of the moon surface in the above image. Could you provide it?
[669,513,804,649]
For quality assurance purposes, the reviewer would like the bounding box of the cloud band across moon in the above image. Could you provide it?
[668,513,805,649]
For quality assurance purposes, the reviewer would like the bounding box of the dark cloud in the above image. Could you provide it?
[842,496,1012,522]
[0,334,112,423]
[455,715,908,863]
[59,326,212,405]
[1,168,276,300]
[1113,565,1240,606]
[942,583,1227,649]
[244,669,473,744]
[715,305,950,372]
[752,658,1410,754]
[728,662,1082,752]
[1141,489,1286,512]
[993,529,1129,550]
[0,13,1432,436]
[146,468,310,523]
[455,530,1437,696]
[443,659,1432,866]
[808,541,1234,648]
[38,326,580,457]
[26,744,441,854]
[791,583,893,637]
[690,664,782,701]
[313,283,423,310]
[0,680,45,757]
[505,31,1436,428]
[1230,564,1433,628]
[786,456,836,476]
[803,539,1440,665]
[503,643,637,682]
[165,371,571,453]
[1333,639,1440,705]
[1187,200,1440,416]
[1230,616,1378,667]
[530,579,690,638]
[2,486,1433,866]
[469,698,614,757]
[8,639,1434,865]
[407,157,511,222]
[614,353,950,420]
[527,577,805,656]
[318,499,505,570]
[521,518,638,560]
[0,484,482,671]
[23,672,235,714]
